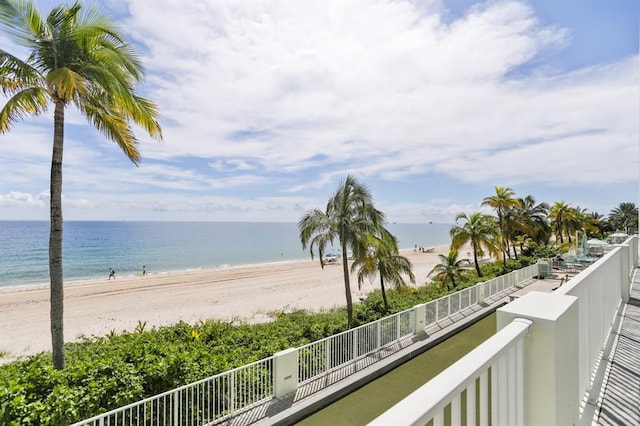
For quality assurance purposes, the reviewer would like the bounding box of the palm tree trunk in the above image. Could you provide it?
[473,249,483,277]
[341,244,353,327]
[380,277,389,311]
[50,101,65,370]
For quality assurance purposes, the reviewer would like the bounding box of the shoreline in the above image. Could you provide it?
[0,244,457,364]
[0,246,431,292]
[0,257,314,294]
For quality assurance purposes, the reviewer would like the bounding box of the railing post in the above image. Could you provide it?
[413,304,426,333]
[174,389,180,425]
[273,348,298,399]
[478,282,485,305]
[497,291,579,426]
[615,244,631,302]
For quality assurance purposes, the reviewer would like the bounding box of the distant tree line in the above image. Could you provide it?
[301,180,638,325]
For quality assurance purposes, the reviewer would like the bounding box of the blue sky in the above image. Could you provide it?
[0,0,638,223]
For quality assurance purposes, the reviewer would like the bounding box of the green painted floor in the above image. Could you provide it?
[297,313,497,425]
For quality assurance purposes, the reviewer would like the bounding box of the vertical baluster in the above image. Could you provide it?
[498,355,508,426]
[353,328,358,363]
[479,371,488,426]
[230,370,235,414]
[516,338,524,426]
[467,379,476,426]
[490,364,497,426]
[508,346,516,425]
[325,339,330,376]
[173,391,179,426]
[433,410,444,426]
[451,394,461,425]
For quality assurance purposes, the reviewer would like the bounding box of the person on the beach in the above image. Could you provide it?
[142,265,147,277]
[108,268,116,280]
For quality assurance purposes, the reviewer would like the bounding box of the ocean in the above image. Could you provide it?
[0,221,453,288]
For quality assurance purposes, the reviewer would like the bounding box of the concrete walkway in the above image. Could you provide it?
[597,269,640,425]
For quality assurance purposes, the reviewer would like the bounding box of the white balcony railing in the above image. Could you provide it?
[372,236,638,426]
[370,318,532,426]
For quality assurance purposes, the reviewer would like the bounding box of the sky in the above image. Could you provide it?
[0,0,638,223]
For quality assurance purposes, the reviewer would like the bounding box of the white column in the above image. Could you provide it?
[413,304,426,333]
[477,282,485,304]
[497,291,579,426]
[615,243,631,302]
[273,348,298,399]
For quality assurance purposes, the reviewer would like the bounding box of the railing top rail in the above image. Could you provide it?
[369,318,532,426]
[554,245,622,296]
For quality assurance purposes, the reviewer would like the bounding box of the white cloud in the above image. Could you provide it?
[114,0,635,184]
[0,0,637,222]
[0,191,49,208]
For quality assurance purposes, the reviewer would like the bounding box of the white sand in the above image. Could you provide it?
[0,245,461,363]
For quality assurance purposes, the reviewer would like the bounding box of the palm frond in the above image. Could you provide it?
[78,98,140,164]
[0,86,48,132]
[0,48,43,94]
[0,0,46,47]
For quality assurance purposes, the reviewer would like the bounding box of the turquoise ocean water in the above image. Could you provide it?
[0,221,452,288]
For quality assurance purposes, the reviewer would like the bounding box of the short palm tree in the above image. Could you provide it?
[516,195,549,247]
[351,230,415,312]
[609,202,638,234]
[428,249,470,290]
[450,212,500,277]
[0,0,162,369]
[299,175,385,327]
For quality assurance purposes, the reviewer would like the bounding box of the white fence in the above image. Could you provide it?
[72,357,274,426]
[372,236,638,426]
[298,309,414,384]
[73,263,539,425]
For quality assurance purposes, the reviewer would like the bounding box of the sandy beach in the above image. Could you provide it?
[0,245,458,363]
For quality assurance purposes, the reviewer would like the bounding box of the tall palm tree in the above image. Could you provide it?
[351,230,415,312]
[509,195,549,256]
[548,201,578,244]
[0,1,162,369]
[482,187,520,267]
[428,249,470,290]
[450,212,501,277]
[299,175,385,327]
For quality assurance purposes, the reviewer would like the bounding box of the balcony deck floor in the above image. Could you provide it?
[597,268,640,425]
